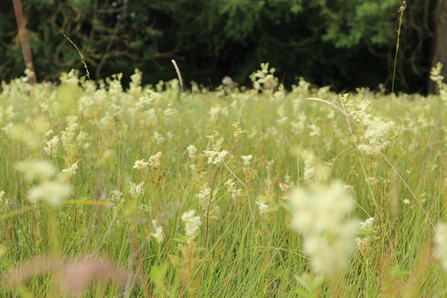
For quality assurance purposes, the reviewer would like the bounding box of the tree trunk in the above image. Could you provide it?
[429,0,447,94]
[12,0,36,84]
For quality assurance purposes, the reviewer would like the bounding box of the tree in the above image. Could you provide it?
[2,0,444,94]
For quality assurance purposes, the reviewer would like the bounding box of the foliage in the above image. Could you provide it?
[0,0,442,93]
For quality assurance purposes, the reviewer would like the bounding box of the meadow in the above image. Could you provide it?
[1,63,447,297]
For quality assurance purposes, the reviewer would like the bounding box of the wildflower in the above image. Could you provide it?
[224,179,242,200]
[28,179,73,207]
[163,108,174,117]
[44,136,60,156]
[402,199,411,205]
[181,210,201,242]
[152,132,165,145]
[290,181,358,277]
[196,185,211,211]
[204,149,228,165]
[133,159,149,170]
[110,190,124,205]
[256,200,269,216]
[149,152,162,170]
[209,104,229,122]
[241,155,253,166]
[128,182,144,199]
[62,161,79,177]
[308,124,321,137]
[187,145,197,159]
[15,160,57,182]
[151,220,164,243]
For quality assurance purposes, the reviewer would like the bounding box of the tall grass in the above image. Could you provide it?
[0,64,447,297]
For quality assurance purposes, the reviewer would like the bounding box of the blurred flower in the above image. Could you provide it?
[181,210,201,242]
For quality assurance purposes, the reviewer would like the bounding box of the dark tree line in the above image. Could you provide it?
[1,0,446,94]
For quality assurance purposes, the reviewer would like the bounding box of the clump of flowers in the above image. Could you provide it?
[196,185,212,211]
[204,135,228,165]
[256,199,269,217]
[128,182,144,199]
[187,145,197,159]
[62,161,79,177]
[342,94,397,156]
[249,63,278,92]
[133,159,149,170]
[355,217,376,257]
[290,153,358,278]
[15,159,72,207]
[181,210,202,243]
[149,152,162,170]
[151,219,164,243]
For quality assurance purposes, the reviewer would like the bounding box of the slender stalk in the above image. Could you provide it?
[391,1,407,111]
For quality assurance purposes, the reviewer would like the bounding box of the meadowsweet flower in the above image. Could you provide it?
[290,181,358,277]
[128,182,144,199]
[256,200,269,216]
[44,136,60,156]
[152,132,165,145]
[209,104,229,122]
[62,161,79,177]
[151,220,164,243]
[308,124,321,137]
[434,223,447,270]
[110,190,124,205]
[241,155,253,166]
[196,185,211,210]
[402,199,411,205]
[133,159,149,170]
[181,210,201,242]
[149,152,162,170]
[28,179,73,207]
[204,136,228,164]
[224,179,242,200]
[15,160,57,182]
[163,108,174,117]
[187,145,197,159]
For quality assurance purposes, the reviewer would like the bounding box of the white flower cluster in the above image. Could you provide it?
[187,145,197,159]
[133,159,149,170]
[196,185,211,210]
[181,209,201,242]
[355,217,375,256]
[249,63,278,91]
[128,181,144,199]
[224,179,242,200]
[256,200,269,217]
[290,180,358,277]
[110,189,124,206]
[44,135,60,156]
[209,104,229,122]
[241,155,252,166]
[346,97,396,156]
[204,135,228,165]
[15,160,72,207]
[149,151,162,170]
[62,161,79,177]
[151,219,164,243]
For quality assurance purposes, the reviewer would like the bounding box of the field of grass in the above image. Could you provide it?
[1,63,447,297]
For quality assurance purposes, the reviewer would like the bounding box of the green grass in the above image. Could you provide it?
[1,66,447,297]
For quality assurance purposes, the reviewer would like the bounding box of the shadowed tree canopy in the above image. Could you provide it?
[1,0,446,94]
